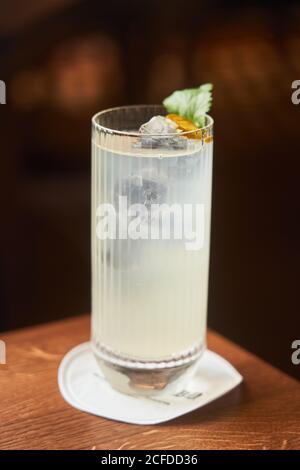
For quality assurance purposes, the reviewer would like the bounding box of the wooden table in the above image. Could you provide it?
[0,315,299,450]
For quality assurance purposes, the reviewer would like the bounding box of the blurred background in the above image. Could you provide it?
[0,0,299,379]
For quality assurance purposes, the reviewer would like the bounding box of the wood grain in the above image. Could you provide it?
[0,315,299,450]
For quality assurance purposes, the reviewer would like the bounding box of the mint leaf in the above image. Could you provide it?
[163,89,193,117]
[163,83,213,128]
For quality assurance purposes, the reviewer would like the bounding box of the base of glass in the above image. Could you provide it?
[92,342,205,396]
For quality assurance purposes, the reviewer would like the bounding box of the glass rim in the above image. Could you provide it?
[92,104,213,137]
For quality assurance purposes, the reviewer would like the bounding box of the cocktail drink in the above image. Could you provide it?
[91,87,213,394]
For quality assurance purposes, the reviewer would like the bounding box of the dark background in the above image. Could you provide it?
[0,0,299,379]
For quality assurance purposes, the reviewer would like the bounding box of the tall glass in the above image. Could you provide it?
[91,106,213,394]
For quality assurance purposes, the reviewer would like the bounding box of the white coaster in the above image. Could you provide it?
[58,342,243,425]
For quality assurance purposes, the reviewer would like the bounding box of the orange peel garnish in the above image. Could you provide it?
[166,114,202,139]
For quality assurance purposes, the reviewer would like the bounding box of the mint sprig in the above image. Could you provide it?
[163,83,213,128]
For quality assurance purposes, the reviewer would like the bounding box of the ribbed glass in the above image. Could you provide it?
[91,106,213,393]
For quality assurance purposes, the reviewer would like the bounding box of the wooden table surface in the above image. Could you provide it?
[0,315,299,450]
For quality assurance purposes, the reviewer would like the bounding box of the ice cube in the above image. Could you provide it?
[134,115,187,150]
[103,176,167,270]
[114,175,167,209]
[139,115,178,135]
[134,136,187,150]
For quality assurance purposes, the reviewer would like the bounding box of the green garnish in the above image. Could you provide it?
[163,83,213,128]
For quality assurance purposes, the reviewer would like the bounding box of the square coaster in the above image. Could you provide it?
[58,342,242,425]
